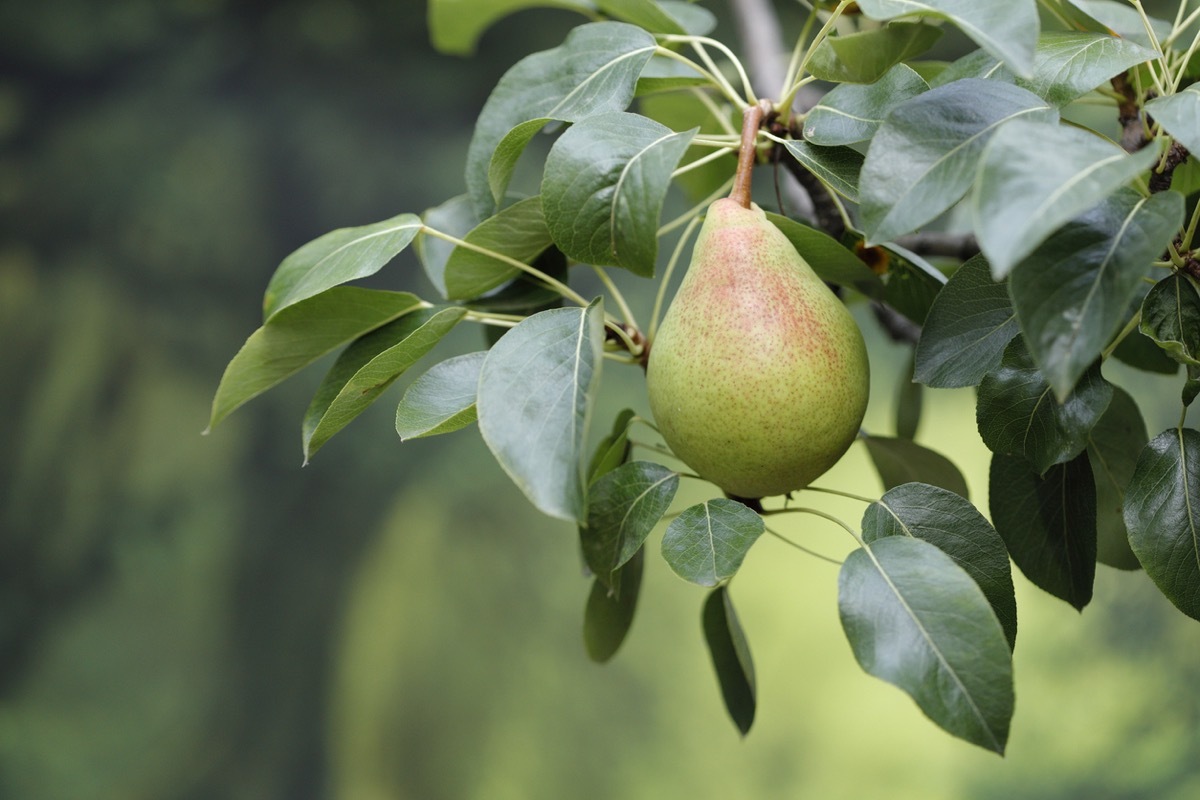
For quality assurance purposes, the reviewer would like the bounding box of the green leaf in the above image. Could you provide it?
[661,498,764,587]
[263,214,422,321]
[989,452,1097,610]
[1086,386,1147,570]
[914,254,1019,388]
[879,242,947,325]
[764,213,883,294]
[1009,189,1184,400]
[839,536,1014,754]
[395,351,486,441]
[635,55,710,95]
[1066,0,1172,51]
[1140,272,1200,367]
[1113,327,1181,375]
[417,194,478,299]
[1022,32,1157,106]
[1126,428,1200,619]
[582,461,679,589]
[862,482,1017,649]
[476,301,606,522]
[976,337,1112,473]
[1186,366,1200,408]
[808,22,943,84]
[588,408,637,482]
[857,0,1039,77]
[542,112,696,276]
[302,307,467,461]
[803,64,929,146]
[428,0,593,55]
[862,435,970,499]
[207,289,423,431]
[780,140,863,203]
[583,548,644,663]
[703,586,756,736]
[973,119,1163,278]
[860,79,1056,244]
[443,197,554,301]
[466,22,657,216]
[896,350,923,439]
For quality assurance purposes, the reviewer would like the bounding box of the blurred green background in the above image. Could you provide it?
[3,1,1200,798]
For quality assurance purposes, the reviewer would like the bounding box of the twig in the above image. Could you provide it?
[871,302,921,345]
[893,231,980,260]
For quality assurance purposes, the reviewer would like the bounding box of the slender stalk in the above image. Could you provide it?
[1170,25,1200,91]
[1164,4,1200,48]
[764,525,844,565]
[649,215,703,341]
[591,265,638,329]
[1131,0,1170,95]
[730,101,769,208]
[691,87,740,136]
[780,5,819,104]
[662,34,758,105]
[605,319,643,357]
[802,485,878,504]
[653,46,745,107]
[1182,192,1200,249]
[1101,311,1143,360]
[658,176,735,238]
[672,146,738,178]
[761,506,864,546]
[779,0,855,112]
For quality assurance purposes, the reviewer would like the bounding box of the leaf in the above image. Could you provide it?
[587,408,637,482]
[1147,85,1200,154]
[862,482,1017,649]
[1066,0,1173,51]
[476,301,606,522]
[1125,427,1200,620]
[395,351,487,441]
[808,22,943,84]
[428,0,593,55]
[263,214,422,321]
[764,213,883,294]
[859,79,1056,244]
[443,197,554,301]
[417,194,478,298]
[989,452,1097,610]
[857,0,1039,78]
[1086,386,1147,570]
[1113,327,1181,375]
[780,140,863,203]
[973,119,1163,278]
[703,586,756,736]
[914,254,1019,388]
[862,435,970,498]
[976,337,1113,474]
[838,536,1014,753]
[1140,272,1200,367]
[302,307,467,461]
[207,289,423,431]
[1021,32,1157,107]
[465,22,657,216]
[1008,189,1184,400]
[879,241,947,325]
[896,350,923,439]
[582,461,679,589]
[803,64,929,146]
[661,498,764,587]
[542,111,696,276]
[583,548,644,663]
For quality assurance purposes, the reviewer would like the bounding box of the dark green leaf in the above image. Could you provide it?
[914,254,1019,388]
[465,22,657,216]
[1125,427,1200,620]
[428,0,593,55]
[803,64,929,146]
[860,80,1056,244]
[302,307,467,461]
[418,194,478,298]
[880,243,946,325]
[1021,32,1156,106]
[839,536,1014,753]
[583,548,644,663]
[764,213,883,294]
[1140,272,1200,367]
[896,350,923,439]
[989,452,1096,610]
[862,482,1017,649]
[208,289,423,431]
[703,586,756,736]
[1086,386,1147,570]
[542,112,696,276]
[781,140,863,203]
[1009,189,1184,400]
[862,435,970,498]
[582,461,679,589]
[1186,366,1200,408]
[1113,328,1181,374]
[476,301,606,522]
[661,498,764,586]
[588,408,637,482]
[395,351,486,441]
[443,197,554,301]
[976,338,1113,473]
[635,55,710,95]
[808,22,943,84]
[263,214,423,320]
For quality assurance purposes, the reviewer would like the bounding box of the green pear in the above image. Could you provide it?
[646,198,870,498]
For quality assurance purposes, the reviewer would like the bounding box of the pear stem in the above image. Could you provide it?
[729,100,772,209]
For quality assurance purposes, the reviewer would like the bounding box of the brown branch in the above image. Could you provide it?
[1149,141,1190,193]
[776,146,846,240]
[1111,73,1149,153]
[871,302,922,346]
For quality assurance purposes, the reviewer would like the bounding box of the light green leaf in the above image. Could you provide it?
[862,435,970,498]
[593,0,691,34]
[860,79,1056,244]
[1086,386,1147,570]
[395,351,487,441]
[443,197,554,301]
[1066,0,1172,51]
[764,213,883,294]
[1139,272,1200,367]
[839,536,1014,753]
[857,0,1039,77]
[587,408,637,483]
[584,548,644,663]
[1146,85,1200,158]
[661,498,764,586]
[703,586,756,736]
[1022,32,1156,106]
[582,460,679,589]
[476,300,606,522]
[803,64,929,146]
[542,111,696,276]
[263,214,422,320]
[808,22,943,84]
[302,307,467,461]
[974,118,1163,278]
[428,0,594,56]
[781,140,863,202]
[207,289,423,431]
[417,194,478,298]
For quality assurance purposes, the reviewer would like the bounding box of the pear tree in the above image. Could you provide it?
[208,0,1200,753]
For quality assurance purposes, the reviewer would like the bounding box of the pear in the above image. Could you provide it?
[646,198,869,498]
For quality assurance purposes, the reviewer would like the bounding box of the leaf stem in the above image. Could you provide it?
[650,215,704,342]
[591,265,639,329]
[760,505,864,546]
[1131,0,1171,95]
[1164,3,1200,48]
[764,524,844,565]
[779,0,855,112]
[1102,310,1143,360]
[1170,24,1200,91]
[780,3,820,105]
[672,146,738,178]
[803,485,878,504]
[1182,192,1200,249]
[460,309,524,328]
[653,46,746,108]
[658,176,735,238]
[662,34,758,106]
[690,87,740,136]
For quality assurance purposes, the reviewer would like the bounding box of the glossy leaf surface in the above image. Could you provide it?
[862,435,970,499]
[395,351,487,441]
[583,461,679,589]
[661,499,764,587]
[703,587,756,736]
